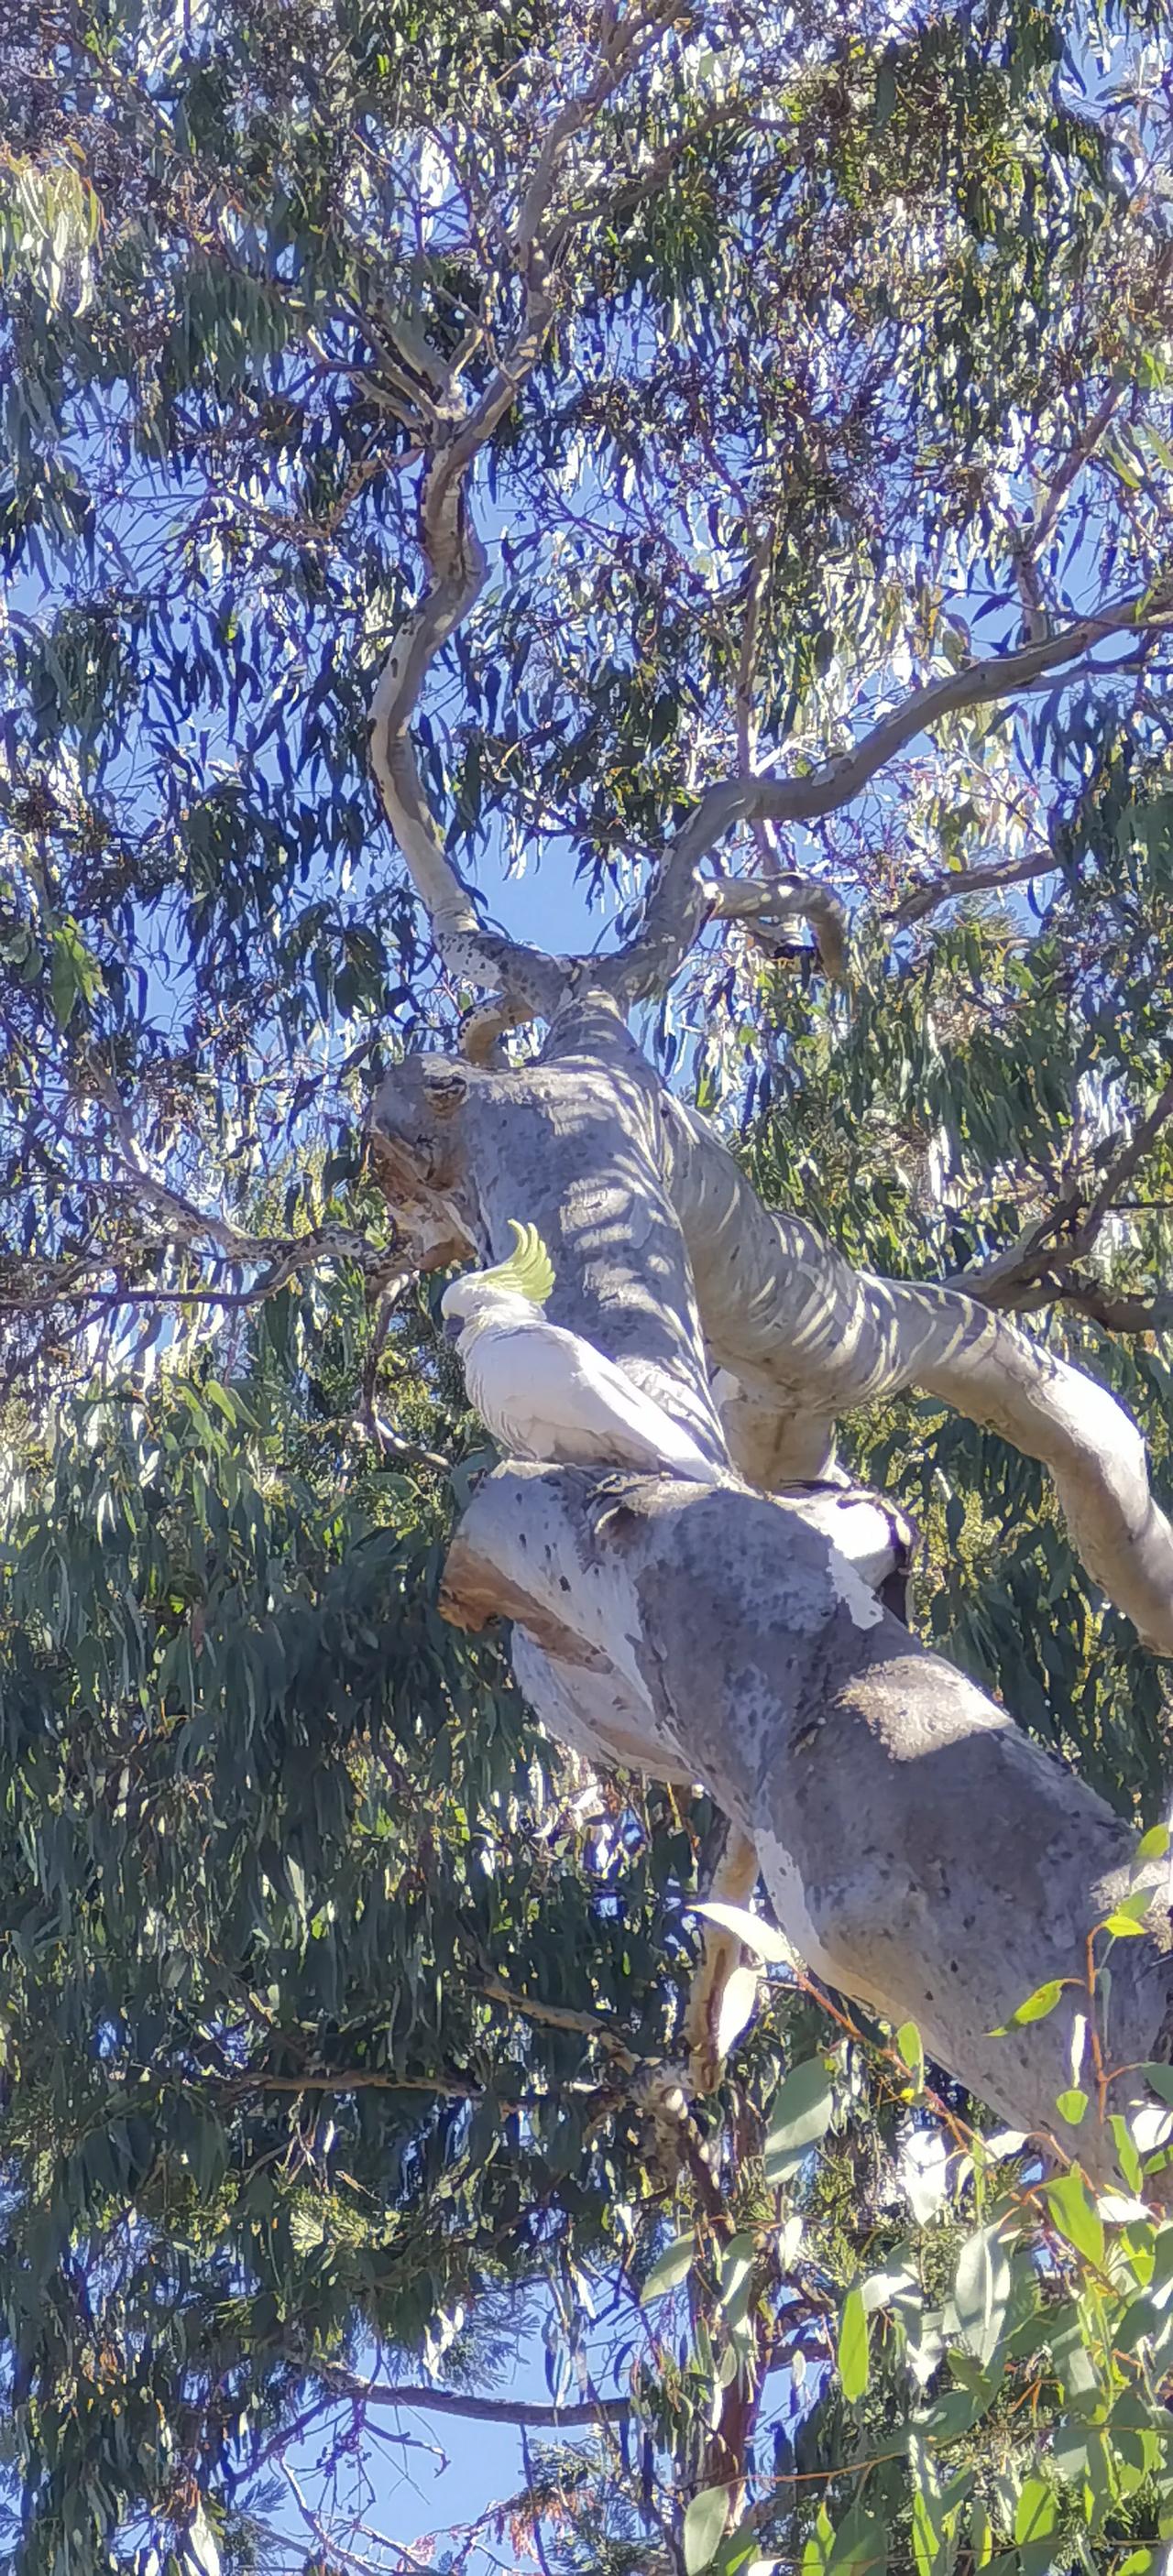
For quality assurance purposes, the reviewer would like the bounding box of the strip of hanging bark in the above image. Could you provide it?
[443,1460,1173,2183]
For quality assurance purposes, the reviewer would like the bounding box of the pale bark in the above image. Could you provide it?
[368,1005,729,1468]
[663,1092,1173,1658]
[370,1034,1173,1661]
[443,1461,1173,2181]
[369,1027,1173,2165]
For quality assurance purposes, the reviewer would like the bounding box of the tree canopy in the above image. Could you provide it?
[3,0,1173,2571]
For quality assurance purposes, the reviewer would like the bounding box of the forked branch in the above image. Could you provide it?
[367,5,685,1020]
[604,584,1173,1002]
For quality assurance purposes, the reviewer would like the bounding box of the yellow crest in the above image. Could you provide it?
[481,1219,555,1305]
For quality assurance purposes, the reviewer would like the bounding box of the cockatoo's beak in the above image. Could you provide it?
[444,1314,465,1345]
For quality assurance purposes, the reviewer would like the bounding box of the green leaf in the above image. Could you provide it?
[691,1897,789,1963]
[641,2233,695,2301]
[918,2385,996,2443]
[828,2507,887,2575]
[49,933,80,1030]
[968,2498,992,2570]
[989,1978,1066,2034]
[684,2485,729,2574]
[1044,2171,1105,2270]
[839,2285,870,2402]
[1050,2420,1091,2483]
[801,2505,835,2576]
[952,2224,1011,2367]
[1014,2478,1058,2546]
[764,2058,834,2179]
[1140,2063,1173,2107]
[718,2230,756,2319]
[895,2020,925,2089]
[1055,2089,1088,2125]
[1136,1825,1169,1863]
[1102,1909,1148,1938]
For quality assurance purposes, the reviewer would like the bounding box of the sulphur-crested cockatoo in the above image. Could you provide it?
[441,1222,724,1482]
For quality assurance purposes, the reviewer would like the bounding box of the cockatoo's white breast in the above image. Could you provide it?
[454,1299,723,1483]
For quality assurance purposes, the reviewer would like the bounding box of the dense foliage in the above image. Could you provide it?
[3,0,1173,2569]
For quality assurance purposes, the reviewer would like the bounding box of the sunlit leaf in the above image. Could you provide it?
[839,2286,870,2402]
[641,2235,696,2302]
[683,2484,729,2574]
[989,1978,1067,2034]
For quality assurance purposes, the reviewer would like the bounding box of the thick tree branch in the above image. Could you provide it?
[662,1090,1173,1658]
[368,1039,1173,1655]
[443,1462,1173,2177]
[367,1034,1173,2156]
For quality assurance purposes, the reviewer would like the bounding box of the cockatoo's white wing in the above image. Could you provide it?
[462,1319,723,1482]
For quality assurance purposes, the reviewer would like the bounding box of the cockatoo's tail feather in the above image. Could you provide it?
[478,1219,555,1306]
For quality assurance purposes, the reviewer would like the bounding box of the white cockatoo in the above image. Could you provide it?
[441,1222,725,1482]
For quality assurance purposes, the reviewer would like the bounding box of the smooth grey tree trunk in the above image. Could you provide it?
[371,1007,1173,2184]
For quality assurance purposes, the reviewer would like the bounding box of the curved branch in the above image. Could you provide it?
[605,585,1173,1000]
[890,845,1058,926]
[663,1094,1173,1658]
[367,7,683,1018]
[708,871,848,977]
[367,463,567,1015]
[1049,1282,1173,1336]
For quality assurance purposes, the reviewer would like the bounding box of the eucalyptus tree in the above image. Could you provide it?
[5,0,1173,2569]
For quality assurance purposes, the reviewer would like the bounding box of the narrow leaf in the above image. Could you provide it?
[641,2234,694,2302]
[764,2058,834,2177]
[1014,2477,1058,2546]
[1045,2170,1105,2270]
[952,2224,1010,2367]
[691,1898,789,1964]
[989,1977,1066,2034]
[895,2021,925,2089]
[839,2286,870,2402]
